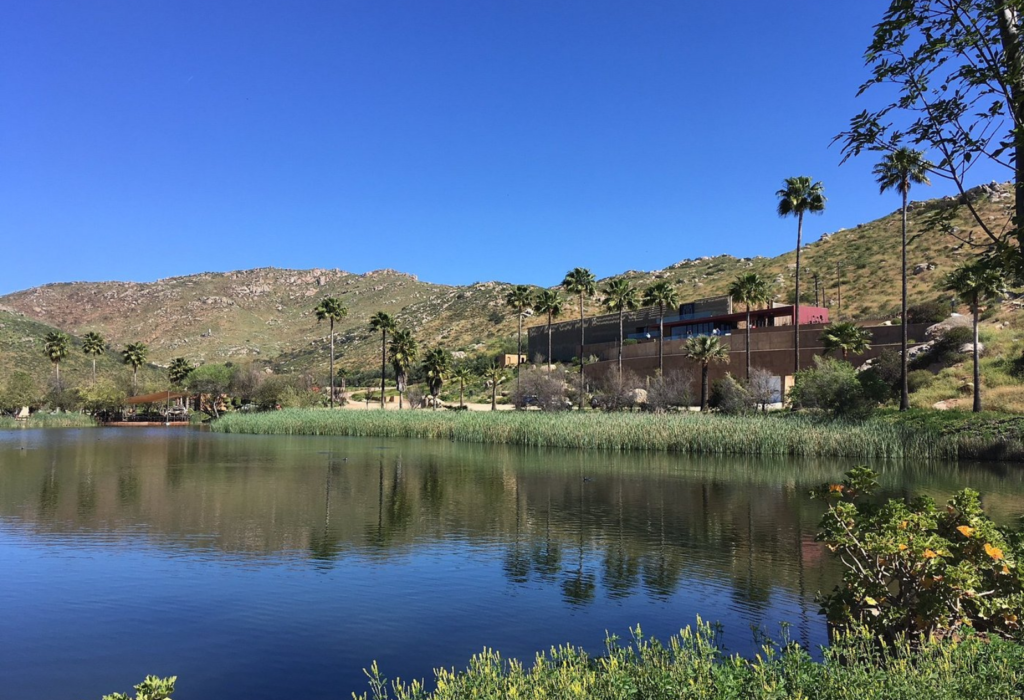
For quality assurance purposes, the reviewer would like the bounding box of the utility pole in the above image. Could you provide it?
[835,264,842,317]
[812,272,820,307]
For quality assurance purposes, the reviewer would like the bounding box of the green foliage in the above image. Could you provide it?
[914,327,973,370]
[355,622,1024,700]
[0,371,40,414]
[907,302,948,325]
[907,369,934,393]
[820,321,873,359]
[814,467,1024,642]
[43,330,70,365]
[790,356,876,418]
[101,675,175,700]
[709,373,753,415]
[422,346,452,401]
[167,358,195,387]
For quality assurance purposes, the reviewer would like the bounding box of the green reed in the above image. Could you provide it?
[0,413,98,429]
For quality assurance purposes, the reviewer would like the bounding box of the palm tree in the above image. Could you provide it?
[727,273,770,380]
[314,296,348,409]
[369,312,397,409]
[43,331,70,390]
[602,279,640,377]
[168,357,195,386]
[451,365,474,409]
[533,289,565,370]
[874,148,932,412]
[481,362,507,411]
[776,176,826,374]
[82,331,105,382]
[643,281,679,375]
[685,335,729,412]
[504,285,533,392]
[122,342,148,395]
[562,268,596,409]
[944,261,1004,412]
[422,347,452,410]
[820,321,872,361]
[387,327,418,409]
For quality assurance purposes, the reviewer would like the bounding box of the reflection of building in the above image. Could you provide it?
[528,294,927,384]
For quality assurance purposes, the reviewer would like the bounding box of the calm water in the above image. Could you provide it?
[2,428,1023,699]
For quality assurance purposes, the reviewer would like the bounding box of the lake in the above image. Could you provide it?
[1,427,1022,699]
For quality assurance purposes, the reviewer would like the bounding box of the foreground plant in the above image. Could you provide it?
[814,466,1023,642]
[102,675,175,700]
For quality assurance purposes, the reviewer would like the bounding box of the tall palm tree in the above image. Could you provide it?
[388,327,418,409]
[122,342,148,395]
[944,261,1004,412]
[776,176,826,374]
[43,331,70,391]
[168,357,195,386]
[369,311,397,409]
[562,268,596,410]
[533,289,565,370]
[481,362,507,411]
[315,296,348,409]
[422,347,452,410]
[602,279,640,377]
[727,273,770,380]
[504,285,533,392]
[685,335,730,412]
[819,321,872,361]
[451,365,473,409]
[643,280,679,375]
[82,331,105,382]
[874,147,932,412]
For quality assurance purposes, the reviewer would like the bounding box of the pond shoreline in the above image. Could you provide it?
[210,408,1024,461]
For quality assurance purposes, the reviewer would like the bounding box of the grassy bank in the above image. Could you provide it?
[209,408,1024,461]
[352,624,1024,700]
[0,413,98,429]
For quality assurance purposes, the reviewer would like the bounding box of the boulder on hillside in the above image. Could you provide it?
[926,314,971,338]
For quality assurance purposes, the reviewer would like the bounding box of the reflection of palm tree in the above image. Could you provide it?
[310,464,342,566]
[561,481,595,606]
[604,480,640,598]
[504,476,530,584]
[641,489,682,598]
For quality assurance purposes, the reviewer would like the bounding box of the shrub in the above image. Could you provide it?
[591,370,644,411]
[907,369,934,393]
[746,368,778,412]
[709,373,753,415]
[789,356,875,418]
[860,349,901,400]
[645,370,694,412]
[102,675,175,700]
[913,327,972,370]
[0,371,41,414]
[907,301,949,325]
[511,366,571,411]
[814,467,1024,643]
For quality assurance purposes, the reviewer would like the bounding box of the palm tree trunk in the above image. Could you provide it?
[329,319,335,409]
[658,304,665,375]
[517,312,523,393]
[745,305,751,380]
[133,366,138,395]
[92,358,97,383]
[491,383,497,411]
[460,381,464,408]
[578,294,585,410]
[617,308,624,377]
[701,364,709,412]
[55,362,60,392]
[973,298,982,413]
[794,212,803,375]
[380,332,387,409]
[900,188,910,411]
[547,313,553,371]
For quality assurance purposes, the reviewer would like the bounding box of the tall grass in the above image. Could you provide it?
[212,409,977,460]
[0,413,98,429]
[353,622,1024,700]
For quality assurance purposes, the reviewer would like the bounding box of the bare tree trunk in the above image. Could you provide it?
[658,304,665,375]
[973,298,982,413]
[900,187,910,411]
[745,305,751,380]
[998,7,1024,256]
[329,319,335,409]
[459,381,464,409]
[547,313,553,371]
[794,211,803,375]
[578,294,585,410]
[92,358,97,382]
[491,383,497,411]
[700,365,709,412]
[55,362,60,392]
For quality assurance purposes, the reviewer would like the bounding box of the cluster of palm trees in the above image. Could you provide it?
[42,330,150,394]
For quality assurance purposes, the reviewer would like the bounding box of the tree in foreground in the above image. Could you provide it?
[643,280,679,375]
[369,312,397,409]
[422,346,452,410]
[504,285,533,392]
[481,362,507,411]
[561,268,596,409]
[43,331,70,391]
[602,279,640,378]
[727,272,770,380]
[685,335,729,412]
[820,321,873,361]
[450,365,473,409]
[82,331,105,382]
[776,176,826,374]
[944,260,1004,412]
[122,342,148,395]
[168,358,195,387]
[874,147,931,411]
[314,296,348,409]
[387,328,418,409]
[532,289,564,370]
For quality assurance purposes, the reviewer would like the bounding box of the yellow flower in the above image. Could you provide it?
[829,484,844,494]
[923,549,938,559]
[898,543,908,551]
[957,525,975,538]
[985,543,1005,561]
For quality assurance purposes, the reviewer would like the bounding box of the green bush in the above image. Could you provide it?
[907,301,949,325]
[814,467,1023,642]
[907,369,934,393]
[709,373,753,415]
[102,675,175,700]
[789,357,875,418]
[913,327,972,370]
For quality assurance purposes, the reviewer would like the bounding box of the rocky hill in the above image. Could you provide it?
[1,182,1019,389]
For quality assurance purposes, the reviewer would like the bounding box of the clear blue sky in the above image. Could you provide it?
[0,1,1004,295]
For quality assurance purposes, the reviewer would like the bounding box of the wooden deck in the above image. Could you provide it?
[103,422,192,427]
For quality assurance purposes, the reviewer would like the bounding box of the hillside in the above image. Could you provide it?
[1,182,1019,386]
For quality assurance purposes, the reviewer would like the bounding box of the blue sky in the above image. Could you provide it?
[0,1,1004,295]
